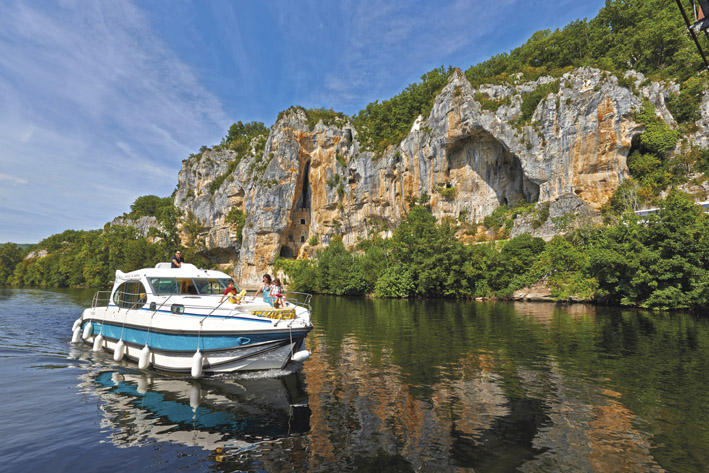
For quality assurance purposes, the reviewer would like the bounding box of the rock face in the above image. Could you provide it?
[111,216,160,238]
[173,67,679,286]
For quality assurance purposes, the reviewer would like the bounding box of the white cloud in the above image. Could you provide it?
[0,0,228,242]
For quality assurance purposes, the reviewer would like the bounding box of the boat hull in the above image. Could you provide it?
[80,307,311,373]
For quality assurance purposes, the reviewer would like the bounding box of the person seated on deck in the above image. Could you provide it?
[219,279,240,304]
[254,274,274,306]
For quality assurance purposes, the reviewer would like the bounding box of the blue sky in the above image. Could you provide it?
[0,0,605,243]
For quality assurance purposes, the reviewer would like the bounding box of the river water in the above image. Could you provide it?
[1,288,708,472]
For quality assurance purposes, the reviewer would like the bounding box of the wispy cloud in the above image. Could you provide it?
[0,173,28,185]
[311,0,517,110]
[271,0,597,113]
[0,0,228,242]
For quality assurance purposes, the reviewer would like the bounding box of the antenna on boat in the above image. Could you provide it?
[676,0,709,72]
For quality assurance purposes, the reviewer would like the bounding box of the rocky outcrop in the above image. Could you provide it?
[111,216,160,238]
[173,67,681,286]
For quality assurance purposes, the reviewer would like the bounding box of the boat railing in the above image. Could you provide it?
[91,287,312,320]
[280,291,312,313]
[91,290,113,309]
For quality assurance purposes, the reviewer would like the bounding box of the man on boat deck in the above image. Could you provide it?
[171,250,184,268]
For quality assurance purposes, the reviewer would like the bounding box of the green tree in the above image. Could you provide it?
[315,235,367,295]
[635,101,680,157]
[390,206,470,297]
[589,191,709,309]
[489,233,546,294]
[0,243,24,284]
[129,195,172,218]
[353,66,453,154]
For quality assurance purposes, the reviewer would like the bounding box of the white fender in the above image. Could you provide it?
[113,340,125,361]
[138,345,151,370]
[136,376,148,394]
[190,383,201,409]
[92,333,104,351]
[191,350,203,378]
[72,318,82,332]
[71,326,81,343]
[291,350,311,362]
[82,322,93,340]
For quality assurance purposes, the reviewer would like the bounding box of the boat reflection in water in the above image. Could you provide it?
[78,367,310,453]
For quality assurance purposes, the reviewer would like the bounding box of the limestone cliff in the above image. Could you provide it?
[174,67,681,286]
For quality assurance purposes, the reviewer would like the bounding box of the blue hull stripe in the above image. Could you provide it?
[84,321,301,352]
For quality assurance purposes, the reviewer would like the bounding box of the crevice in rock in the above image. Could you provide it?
[296,161,311,210]
[281,160,313,259]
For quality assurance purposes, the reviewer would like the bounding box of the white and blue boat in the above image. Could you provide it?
[71,263,312,376]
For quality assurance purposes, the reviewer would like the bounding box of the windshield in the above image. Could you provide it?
[148,277,232,295]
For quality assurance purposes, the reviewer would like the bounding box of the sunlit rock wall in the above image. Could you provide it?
[174,67,679,285]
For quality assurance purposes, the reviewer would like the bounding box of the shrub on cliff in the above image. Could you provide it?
[666,77,706,127]
[517,80,560,124]
[635,101,679,157]
[210,121,269,194]
[225,208,246,243]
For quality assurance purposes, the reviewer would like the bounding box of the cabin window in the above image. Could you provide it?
[113,281,147,310]
[149,278,179,294]
[178,279,198,295]
[193,278,232,294]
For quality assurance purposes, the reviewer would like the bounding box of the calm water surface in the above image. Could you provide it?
[1,288,708,472]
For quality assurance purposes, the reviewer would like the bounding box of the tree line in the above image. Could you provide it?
[275,190,709,311]
[0,195,187,288]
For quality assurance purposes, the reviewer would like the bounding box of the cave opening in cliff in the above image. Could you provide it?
[448,131,540,214]
[625,135,644,181]
[296,161,311,210]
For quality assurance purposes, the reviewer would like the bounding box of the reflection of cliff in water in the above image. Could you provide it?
[79,369,310,451]
[302,297,667,472]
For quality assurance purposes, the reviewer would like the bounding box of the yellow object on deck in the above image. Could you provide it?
[253,308,296,320]
[228,289,247,304]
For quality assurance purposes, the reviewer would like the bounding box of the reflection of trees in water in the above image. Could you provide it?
[303,297,698,471]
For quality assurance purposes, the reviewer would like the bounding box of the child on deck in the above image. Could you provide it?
[272,278,285,308]
[219,279,239,304]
